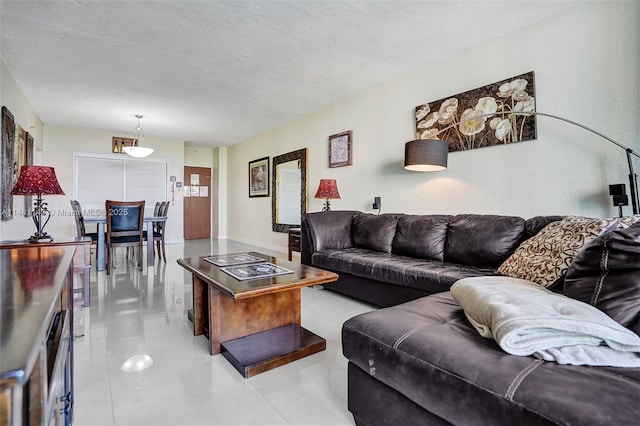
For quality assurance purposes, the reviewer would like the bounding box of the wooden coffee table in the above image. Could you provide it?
[177,252,338,377]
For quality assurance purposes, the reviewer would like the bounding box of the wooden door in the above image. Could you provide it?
[184,166,211,239]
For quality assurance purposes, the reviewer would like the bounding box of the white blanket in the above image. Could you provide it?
[450,276,640,367]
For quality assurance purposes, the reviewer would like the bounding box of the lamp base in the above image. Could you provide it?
[28,234,53,244]
[322,200,331,211]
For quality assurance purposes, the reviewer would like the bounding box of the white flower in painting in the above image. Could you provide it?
[438,98,459,124]
[416,105,430,122]
[420,128,440,139]
[497,78,528,98]
[417,112,439,128]
[489,117,501,129]
[459,108,487,136]
[475,97,498,115]
[513,96,536,115]
[494,119,512,141]
[512,90,529,101]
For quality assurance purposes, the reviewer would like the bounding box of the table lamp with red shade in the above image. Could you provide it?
[314,179,341,211]
[11,165,65,243]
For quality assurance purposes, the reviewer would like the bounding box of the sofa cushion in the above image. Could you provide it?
[312,248,496,294]
[305,210,358,251]
[392,214,452,261]
[352,213,399,253]
[524,215,563,238]
[498,216,617,288]
[444,214,526,267]
[564,222,640,335]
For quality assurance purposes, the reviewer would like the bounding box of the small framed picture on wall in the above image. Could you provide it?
[112,137,138,153]
[248,156,269,197]
[328,130,352,168]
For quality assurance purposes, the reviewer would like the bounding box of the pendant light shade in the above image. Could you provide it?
[124,115,154,158]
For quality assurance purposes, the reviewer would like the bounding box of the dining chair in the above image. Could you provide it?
[105,200,145,275]
[70,200,99,245]
[130,201,162,263]
[154,201,169,262]
[142,201,169,262]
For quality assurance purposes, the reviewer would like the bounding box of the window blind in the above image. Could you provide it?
[74,154,167,216]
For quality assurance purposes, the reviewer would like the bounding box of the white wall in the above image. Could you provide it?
[184,147,213,168]
[42,125,185,244]
[226,1,640,253]
[0,58,45,241]
[213,147,228,239]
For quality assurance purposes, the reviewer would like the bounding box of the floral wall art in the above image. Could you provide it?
[415,71,536,152]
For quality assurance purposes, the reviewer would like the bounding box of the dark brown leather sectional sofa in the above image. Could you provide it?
[301,210,640,425]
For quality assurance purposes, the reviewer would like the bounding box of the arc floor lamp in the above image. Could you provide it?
[404,111,640,215]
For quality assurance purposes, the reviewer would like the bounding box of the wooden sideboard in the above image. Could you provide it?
[0,237,91,307]
[0,245,76,425]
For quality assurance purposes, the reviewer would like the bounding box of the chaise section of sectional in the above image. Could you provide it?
[342,292,640,426]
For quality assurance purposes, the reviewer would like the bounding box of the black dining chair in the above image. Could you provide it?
[143,201,169,263]
[70,200,99,245]
[154,201,169,262]
[105,200,145,275]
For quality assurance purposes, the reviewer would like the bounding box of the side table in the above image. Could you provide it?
[288,228,301,261]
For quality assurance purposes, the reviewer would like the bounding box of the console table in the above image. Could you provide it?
[0,245,76,425]
[0,237,92,307]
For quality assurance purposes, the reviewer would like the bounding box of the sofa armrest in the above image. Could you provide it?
[301,210,359,265]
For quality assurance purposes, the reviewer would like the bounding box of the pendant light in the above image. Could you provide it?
[123,114,154,158]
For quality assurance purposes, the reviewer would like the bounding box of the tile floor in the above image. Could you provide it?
[73,239,374,425]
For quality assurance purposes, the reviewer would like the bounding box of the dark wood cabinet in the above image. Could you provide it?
[287,228,301,261]
[0,246,76,425]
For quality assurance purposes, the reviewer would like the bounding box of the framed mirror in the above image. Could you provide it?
[272,148,307,233]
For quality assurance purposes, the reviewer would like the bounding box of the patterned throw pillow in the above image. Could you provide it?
[618,214,640,229]
[497,216,617,287]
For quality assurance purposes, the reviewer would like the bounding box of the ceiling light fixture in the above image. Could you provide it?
[123,115,154,158]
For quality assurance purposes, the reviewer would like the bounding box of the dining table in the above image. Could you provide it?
[84,216,167,272]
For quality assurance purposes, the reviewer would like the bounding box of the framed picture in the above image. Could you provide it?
[328,130,352,168]
[249,156,269,198]
[1,106,15,221]
[112,136,138,153]
[23,131,34,216]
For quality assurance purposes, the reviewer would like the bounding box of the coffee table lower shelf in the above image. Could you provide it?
[220,323,326,378]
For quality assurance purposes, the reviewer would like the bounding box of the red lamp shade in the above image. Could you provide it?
[314,179,341,211]
[11,165,65,196]
[314,179,341,200]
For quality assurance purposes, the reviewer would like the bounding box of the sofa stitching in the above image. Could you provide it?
[590,240,609,306]
[504,359,543,400]
[345,326,562,425]
[392,325,431,349]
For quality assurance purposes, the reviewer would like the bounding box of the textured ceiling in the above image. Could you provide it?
[0,1,577,148]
